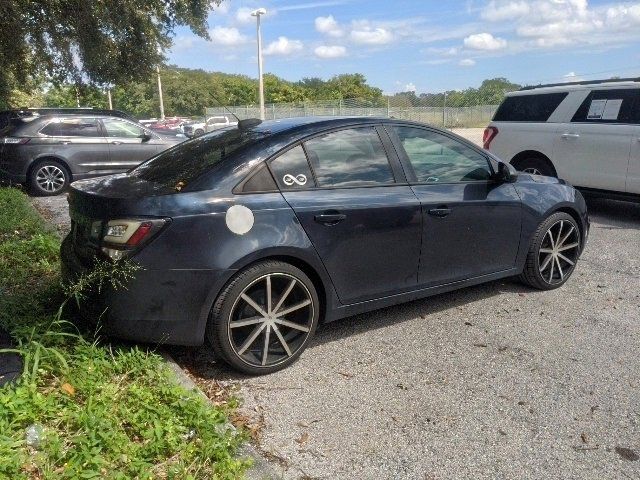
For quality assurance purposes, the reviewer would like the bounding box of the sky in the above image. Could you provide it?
[167,0,640,94]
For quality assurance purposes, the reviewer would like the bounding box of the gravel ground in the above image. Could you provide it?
[28,128,640,479]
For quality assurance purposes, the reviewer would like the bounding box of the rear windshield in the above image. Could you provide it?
[129,127,267,191]
[0,114,36,136]
[493,92,568,122]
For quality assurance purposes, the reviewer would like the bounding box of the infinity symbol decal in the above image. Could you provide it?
[283,174,307,186]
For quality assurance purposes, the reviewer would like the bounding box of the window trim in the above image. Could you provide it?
[233,162,279,195]
[385,123,498,186]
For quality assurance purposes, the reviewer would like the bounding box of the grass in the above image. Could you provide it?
[0,188,249,479]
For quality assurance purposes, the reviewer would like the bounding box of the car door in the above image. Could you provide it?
[552,88,639,192]
[387,125,522,287]
[625,96,640,194]
[101,118,162,171]
[38,117,109,176]
[268,126,422,305]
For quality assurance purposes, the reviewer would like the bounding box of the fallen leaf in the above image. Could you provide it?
[295,432,309,445]
[338,371,353,379]
[61,383,75,396]
[581,432,589,444]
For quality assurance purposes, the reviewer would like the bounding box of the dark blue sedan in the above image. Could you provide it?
[61,117,589,374]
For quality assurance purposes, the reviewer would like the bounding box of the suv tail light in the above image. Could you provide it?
[2,137,30,145]
[483,127,498,150]
[100,218,168,261]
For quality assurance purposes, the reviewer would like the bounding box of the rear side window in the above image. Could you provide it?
[571,88,639,124]
[303,127,394,187]
[493,93,568,122]
[40,118,100,137]
[102,118,145,138]
[270,145,315,190]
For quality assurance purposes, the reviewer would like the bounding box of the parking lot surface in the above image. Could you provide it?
[29,128,640,479]
[182,197,639,480]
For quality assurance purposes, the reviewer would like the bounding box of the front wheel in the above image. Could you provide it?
[207,261,320,375]
[512,157,555,177]
[519,212,581,290]
[194,129,204,137]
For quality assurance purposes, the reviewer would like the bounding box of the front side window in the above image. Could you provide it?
[270,145,315,190]
[303,127,394,187]
[40,118,100,137]
[571,88,639,124]
[393,126,492,183]
[102,118,146,138]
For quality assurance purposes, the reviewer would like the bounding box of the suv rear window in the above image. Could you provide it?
[130,128,266,191]
[493,92,568,122]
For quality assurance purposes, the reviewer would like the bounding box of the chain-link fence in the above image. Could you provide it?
[206,97,498,128]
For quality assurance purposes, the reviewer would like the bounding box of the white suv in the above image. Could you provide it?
[183,115,238,137]
[484,79,640,198]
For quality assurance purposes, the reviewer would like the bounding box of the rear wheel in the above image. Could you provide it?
[194,129,205,137]
[29,159,70,196]
[207,261,319,375]
[512,157,555,177]
[519,212,581,290]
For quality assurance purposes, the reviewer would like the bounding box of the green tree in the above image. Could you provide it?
[0,0,224,107]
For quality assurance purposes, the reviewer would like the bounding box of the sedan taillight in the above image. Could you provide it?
[101,218,168,261]
[483,127,498,150]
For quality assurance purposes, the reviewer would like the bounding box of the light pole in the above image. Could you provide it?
[106,89,113,110]
[156,65,165,120]
[251,8,267,120]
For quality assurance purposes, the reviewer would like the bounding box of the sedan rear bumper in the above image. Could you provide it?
[61,236,231,346]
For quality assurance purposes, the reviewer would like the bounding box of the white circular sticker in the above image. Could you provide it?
[226,205,254,235]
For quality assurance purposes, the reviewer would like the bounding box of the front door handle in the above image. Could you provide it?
[561,133,580,139]
[428,208,451,218]
[111,141,123,145]
[314,213,346,225]
[58,141,71,145]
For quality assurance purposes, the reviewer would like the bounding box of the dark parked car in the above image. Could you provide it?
[0,108,184,195]
[61,117,589,374]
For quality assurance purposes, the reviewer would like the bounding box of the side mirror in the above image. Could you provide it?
[495,162,518,183]
[139,132,152,142]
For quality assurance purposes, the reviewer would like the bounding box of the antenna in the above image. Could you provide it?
[206,94,241,123]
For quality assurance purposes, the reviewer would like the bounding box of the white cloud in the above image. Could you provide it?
[459,58,476,66]
[263,36,304,56]
[235,7,254,24]
[481,1,530,21]
[314,45,347,58]
[463,32,507,50]
[563,71,584,81]
[211,1,230,15]
[350,26,393,45]
[315,15,344,37]
[209,26,249,46]
[405,82,416,92]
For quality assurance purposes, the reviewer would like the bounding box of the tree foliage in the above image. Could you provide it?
[0,0,222,109]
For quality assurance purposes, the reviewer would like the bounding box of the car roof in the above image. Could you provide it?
[507,78,640,97]
[248,116,391,135]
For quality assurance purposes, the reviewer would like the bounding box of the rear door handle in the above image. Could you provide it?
[111,141,123,145]
[314,213,346,225]
[58,141,71,145]
[561,133,580,139]
[428,208,451,218]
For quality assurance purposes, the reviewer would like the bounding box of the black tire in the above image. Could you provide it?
[29,159,71,196]
[519,212,581,290]
[194,129,204,137]
[207,261,320,375]
[512,157,555,177]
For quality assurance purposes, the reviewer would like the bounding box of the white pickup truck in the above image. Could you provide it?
[182,115,238,137]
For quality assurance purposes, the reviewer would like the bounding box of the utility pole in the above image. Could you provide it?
[107,89,113,110]
[251,8,267,120]
[442,91,447,128]
[156,65,165,120]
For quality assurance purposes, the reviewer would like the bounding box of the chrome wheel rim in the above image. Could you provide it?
[35,165,66,192]
[523,167,542,175]
[538,220,580,285]
[228,273,314,368]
